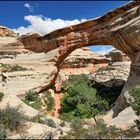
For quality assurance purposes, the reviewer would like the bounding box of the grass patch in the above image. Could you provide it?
[45,119,56,128]
[0,105,27,131]
[23,98,42,110]
[22,90,42,110]
[0,125,7,139]
[59,119,121,139]
[30,114,45,124]
[0,92,4,101]
[0,63,28,72]
[43,91,55,111]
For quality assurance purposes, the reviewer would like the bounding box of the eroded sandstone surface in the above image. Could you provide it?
[0,26,16,37]
[0,31,110,137]
[20,1,140,118]
[1,1,140,137]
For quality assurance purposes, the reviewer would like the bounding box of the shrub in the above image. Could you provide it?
[10,65,28,72]
[123,125,139,138]
[60,121,66,127]
[129,87,140,132]
[25,90,38,101]
[0,63,11,70]
[23,90,42,110]
[0,125,7,139]
[0,63,28,72]
[60,119,120,139]
[45,119,56,128]
[30,114,44,124]
[129,87,140,116]
[92,119,120,139]
[0,105,26,131]
[0,92,4,101]
[68,119,88,139]
[43,91,55,111]
[60,74,109,121]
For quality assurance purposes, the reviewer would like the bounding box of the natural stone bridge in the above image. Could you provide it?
[20,1,140,118]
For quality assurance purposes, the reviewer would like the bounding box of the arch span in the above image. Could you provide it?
[19,1,140,118]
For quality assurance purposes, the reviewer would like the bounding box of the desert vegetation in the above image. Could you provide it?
[129,87,140,132]
[57,75,140,139]
[0,63,28,72]
[60,117,140,139]
[22,90,55,113]
[0,92,4,101]
[60,74,109,122]
[43,91,55,111]
[22,90,42,110]
[0,105,27,139]
[60,119,121,139]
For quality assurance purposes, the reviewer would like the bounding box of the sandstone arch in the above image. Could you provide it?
[19,1,140,118]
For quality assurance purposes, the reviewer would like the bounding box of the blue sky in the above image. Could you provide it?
[0,1,129,53]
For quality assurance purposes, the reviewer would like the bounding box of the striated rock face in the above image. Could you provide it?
[0,29,31,58]
[56,48,109,91]
[19,1,140,118]
[0,26,17,37]
[0,37,29,58]
[89,61,130,87]
[19,33,55,53]
[61,48,109,69]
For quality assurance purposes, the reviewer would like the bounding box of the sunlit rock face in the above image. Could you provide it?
[20,1,140,117]
[0,26,17,37]
[0,26,30,57]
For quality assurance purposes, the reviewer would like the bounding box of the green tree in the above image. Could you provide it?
[60,74,109,121]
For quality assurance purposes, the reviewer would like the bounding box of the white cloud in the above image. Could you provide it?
[13,15,114,54]
[24,3,34,12]
[13,15,86,35]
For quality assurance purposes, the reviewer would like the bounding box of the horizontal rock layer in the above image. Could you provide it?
[0,26,16,37]
[19,1,140,118]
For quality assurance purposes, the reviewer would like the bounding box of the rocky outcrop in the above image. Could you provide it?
[0,36,30,59]
[1,94,70,139]
[105,49,130,62]
[0,45,109,119]
[55,48,109,91]
[0,47,108,95]
[90,61,130,86]
[61,48,109,69]
[19,1,140,118]
[0,26,17,37]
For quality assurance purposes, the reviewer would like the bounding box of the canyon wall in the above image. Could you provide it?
[20,1,140,117]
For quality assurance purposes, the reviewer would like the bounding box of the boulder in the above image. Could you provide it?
[105,49,131,62]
